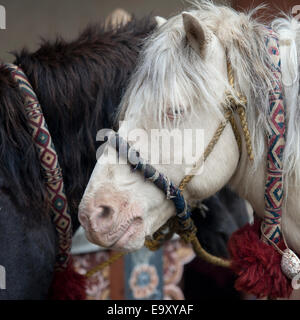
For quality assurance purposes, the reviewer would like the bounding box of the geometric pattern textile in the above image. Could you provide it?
[4,63,72,270]
[262,29,286,245]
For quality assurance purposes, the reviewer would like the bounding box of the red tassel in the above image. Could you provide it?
[228,219,292,299]
[48,258,87,300]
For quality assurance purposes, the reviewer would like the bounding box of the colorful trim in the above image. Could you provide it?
[262,29,286,245]
[4,63,72,271]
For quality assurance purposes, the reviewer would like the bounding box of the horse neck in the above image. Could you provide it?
[228,131,266,218]
[228,132,299,220]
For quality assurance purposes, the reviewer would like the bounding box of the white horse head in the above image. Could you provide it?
[79,2,300,254]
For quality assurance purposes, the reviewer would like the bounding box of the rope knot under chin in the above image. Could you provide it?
[174,219,198,244]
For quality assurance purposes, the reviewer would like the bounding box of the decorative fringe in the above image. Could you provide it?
[48,258,86,300]
[228,218,292,299]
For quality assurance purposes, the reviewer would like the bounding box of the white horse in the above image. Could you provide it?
[79,1,300,264]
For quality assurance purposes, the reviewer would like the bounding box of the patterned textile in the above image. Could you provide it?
[163,240,195,300]
[125,247,163,300]
[73,251,110,300]
[262,29,286,244]
[4,64,72,270]
[72,239,195,300]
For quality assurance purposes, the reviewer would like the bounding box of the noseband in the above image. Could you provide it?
[109,60,252,267]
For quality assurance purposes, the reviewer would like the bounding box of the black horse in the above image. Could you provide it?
[0,16,156,300]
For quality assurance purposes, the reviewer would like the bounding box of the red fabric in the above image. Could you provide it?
[228,219,292,299]
[48,259,86,300]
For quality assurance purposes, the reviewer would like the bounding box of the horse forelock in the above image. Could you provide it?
[119,1,300,178]
[118,15,225,128]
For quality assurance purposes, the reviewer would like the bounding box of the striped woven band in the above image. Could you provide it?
[262,29,286,245]
[4,63,72,270]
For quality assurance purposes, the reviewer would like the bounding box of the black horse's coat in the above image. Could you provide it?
[0,17,156,299]
[192,187,249,259]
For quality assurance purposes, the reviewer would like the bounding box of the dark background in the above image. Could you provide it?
[0,0,199,62]
[0,0,233,62]
[0,1,298,62]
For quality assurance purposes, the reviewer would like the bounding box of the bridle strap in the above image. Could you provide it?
[178,107,237,191]
[226,60,254,161]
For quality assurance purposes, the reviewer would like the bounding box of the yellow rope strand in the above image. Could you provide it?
[227,60,254,162]
[178,110,233,192]
[144,217,178,250]
[191,237,231,268]
[229,114,242,154]
[237,105,254,161]
[227,59,235,88]
[173,218,231,268]
[85,251,126,278]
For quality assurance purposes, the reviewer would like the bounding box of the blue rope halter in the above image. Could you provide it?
[112,133,195,235]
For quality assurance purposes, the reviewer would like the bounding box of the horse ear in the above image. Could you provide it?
[155,16,167,27]
[105,8,132,29]
[182,12,206,57]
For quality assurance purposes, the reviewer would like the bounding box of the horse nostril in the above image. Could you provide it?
[97,205,114,219]
[79,205,115,233]
[86,205,115,232]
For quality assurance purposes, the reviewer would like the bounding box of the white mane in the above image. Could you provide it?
[272,17,300,183]
[119,1,300,183]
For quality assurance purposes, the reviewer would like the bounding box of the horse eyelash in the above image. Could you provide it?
[166,107,185,119]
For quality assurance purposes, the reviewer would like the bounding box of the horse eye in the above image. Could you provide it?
[166,107,185,120]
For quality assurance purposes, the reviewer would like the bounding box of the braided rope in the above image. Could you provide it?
[237,106,254,161]
[191,238,231,268]
[178,109,235,191]
[86,252,125,278]
[171,217,231,268]
[145,218,176,251]
[226,61,254,161]
[229,114,242,153]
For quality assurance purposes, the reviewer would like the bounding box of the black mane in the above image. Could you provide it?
[0,16,155,226]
